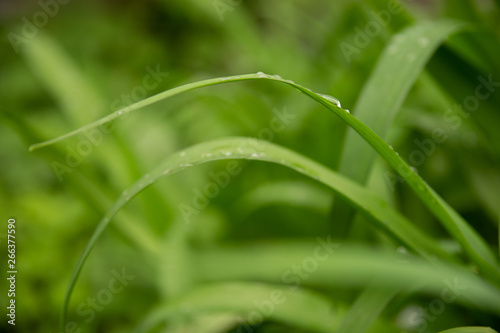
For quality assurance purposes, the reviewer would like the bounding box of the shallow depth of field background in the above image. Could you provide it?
[1,0,500,332]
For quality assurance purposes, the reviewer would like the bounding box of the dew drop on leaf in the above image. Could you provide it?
[318,93,341,108]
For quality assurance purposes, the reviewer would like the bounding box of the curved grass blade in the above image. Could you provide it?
[60,137,453,329]
[134,282,339,333]
[332,20,464,236]
[28,73,292,152]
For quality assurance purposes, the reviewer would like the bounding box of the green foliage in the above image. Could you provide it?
[2,0,500,333]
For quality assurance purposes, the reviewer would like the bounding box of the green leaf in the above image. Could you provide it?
[134,282,339,333]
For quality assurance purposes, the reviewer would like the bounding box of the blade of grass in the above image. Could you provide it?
[60,137,453,329]
[28,73,291,151]
[339,20,464,184]
[134,282,339,333]
[32,71,499,287]
[332,20,464,237]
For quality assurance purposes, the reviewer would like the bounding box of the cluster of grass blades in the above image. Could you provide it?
[32,76,500,333]
[24,8,500,333]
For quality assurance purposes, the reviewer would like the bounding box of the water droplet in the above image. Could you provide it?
[397,246,407,254]
[180,151,186,157]
[163,169,171,175]
[345,109,350,114]
[224,151,232,157]
[251,153,259,158]
[221,77,231,81]
[117,110,123,115]
[318,93,341,108]
[271,74,282,80]
[389,145,394,150]
[410,166,418,174]
[256,71,267,78]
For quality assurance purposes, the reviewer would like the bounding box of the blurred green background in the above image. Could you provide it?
[1,0,500,332]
